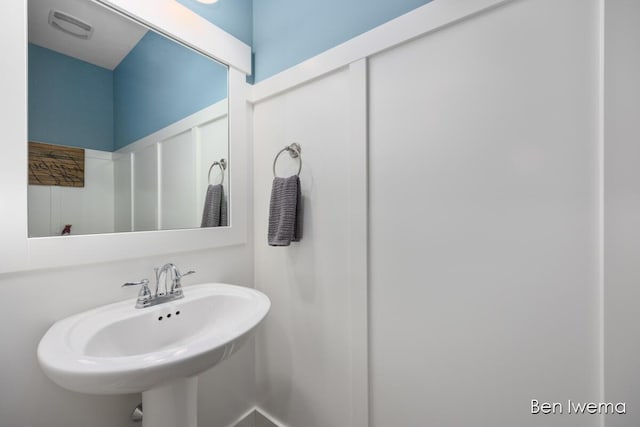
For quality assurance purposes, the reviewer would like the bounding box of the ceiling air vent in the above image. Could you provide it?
[48,10,94,40]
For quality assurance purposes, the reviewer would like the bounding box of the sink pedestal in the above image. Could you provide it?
[142,377,198,427]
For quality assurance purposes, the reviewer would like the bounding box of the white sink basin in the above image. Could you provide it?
[38,283,270,427]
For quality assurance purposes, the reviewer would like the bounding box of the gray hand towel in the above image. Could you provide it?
[268,176,302,246]
[201,184,228,227]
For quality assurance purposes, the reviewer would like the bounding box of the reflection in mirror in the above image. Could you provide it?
[27,0,229,237]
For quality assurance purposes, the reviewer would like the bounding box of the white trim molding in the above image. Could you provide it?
[347,58,369,427]
[0,0,29,273]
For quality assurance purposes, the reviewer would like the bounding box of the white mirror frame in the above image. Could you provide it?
[0,0,252,273]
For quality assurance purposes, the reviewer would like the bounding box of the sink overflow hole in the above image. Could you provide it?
[167,314,171,318]
[158,316,163,321]
[176,311,181,315]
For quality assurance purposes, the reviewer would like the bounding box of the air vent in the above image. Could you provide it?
[48,9,94,40]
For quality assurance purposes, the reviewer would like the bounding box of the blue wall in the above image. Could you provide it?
[181,0,433,82]
[176,0,253,46]
[28,44,114,151]
[252,0,432,82]
[113,31,228,149]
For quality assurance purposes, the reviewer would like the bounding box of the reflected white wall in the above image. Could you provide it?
[28,150,115,237]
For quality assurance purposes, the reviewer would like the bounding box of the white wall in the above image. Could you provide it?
[28,149,115,237]
[161,130,197,229]
[133,144,159,231]
[253,68,355,427]
[251,0,604,426]
[368,0,600,425]
[114,153,133,233]
[604,1,640,426]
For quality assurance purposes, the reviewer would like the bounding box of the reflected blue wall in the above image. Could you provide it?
[29,33,228,151]
[113,31,228,149]
[28,44,114,151]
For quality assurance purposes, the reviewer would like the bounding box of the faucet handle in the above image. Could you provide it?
[170,270,195,295]
[179,270,196,279]
[122,279,150,288]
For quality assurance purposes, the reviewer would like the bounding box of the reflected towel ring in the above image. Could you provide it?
[273,143,302,177]
[208,159,227,185]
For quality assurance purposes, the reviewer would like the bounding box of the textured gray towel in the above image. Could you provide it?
[201,184,228,227]
[268,176,302,246]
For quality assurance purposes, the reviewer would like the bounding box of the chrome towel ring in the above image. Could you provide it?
[208,159,227,185]
[273,143,302,177]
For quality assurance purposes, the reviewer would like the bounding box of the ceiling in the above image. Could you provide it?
[28,0,148,70]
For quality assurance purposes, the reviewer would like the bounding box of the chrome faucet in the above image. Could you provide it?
[155,263,196,297]
[123,263,195,309]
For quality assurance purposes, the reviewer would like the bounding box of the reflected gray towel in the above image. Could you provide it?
[268,176,302,246]
[201,184,228,227]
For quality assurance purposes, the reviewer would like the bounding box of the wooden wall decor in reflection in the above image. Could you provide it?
[28,142,85,187]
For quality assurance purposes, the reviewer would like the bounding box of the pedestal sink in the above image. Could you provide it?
[37,283,270,427]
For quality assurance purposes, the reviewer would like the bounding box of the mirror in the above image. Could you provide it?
[27,0,230,237]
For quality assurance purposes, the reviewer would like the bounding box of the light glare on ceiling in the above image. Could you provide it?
[197,0,219,3]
